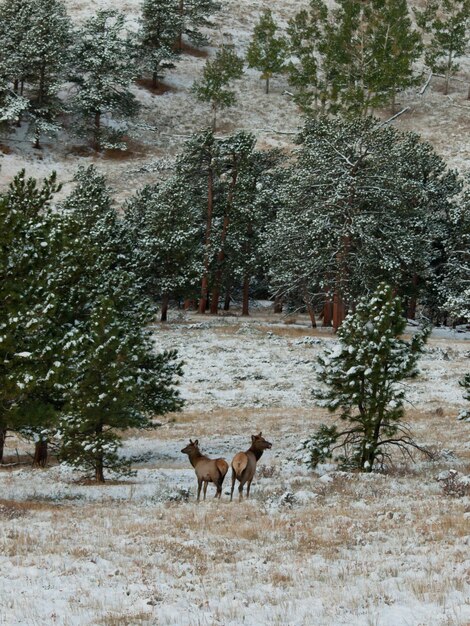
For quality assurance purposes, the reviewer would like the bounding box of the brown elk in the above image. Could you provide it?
[181,439,229,501]
[230,432,272,501]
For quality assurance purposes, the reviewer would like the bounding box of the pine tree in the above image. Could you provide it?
[322,0,421,115]
[192,44,244,131]
[415,0,470,96]
[265,116,462,329]
[24,0,71,148]
[176,0,220,51]
[56,166,183,481]
[286,0,328,113]
[246,9,288,94]
[0,0,71,147]
[124,180,203,321]
[70,10,139,151]
[0,170,64,464]
[0,0,31,130]
[300,284,430,471]
[139,0,182,88]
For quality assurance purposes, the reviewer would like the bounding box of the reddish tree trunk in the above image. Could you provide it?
[406,273,419,320]
[33,441,48,468]
[242,275,250,316]
[199,166,214,314]
[322,296,332,327]
[161,294,169,322]
[332,291,346,331]
[273,296,283,314]
[0,428,6,464]
[94,111,101,151]
[303,286,316,328]
[223,290,231,311]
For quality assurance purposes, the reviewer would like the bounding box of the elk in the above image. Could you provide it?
[181,439,229,501]
[230,432,272,501]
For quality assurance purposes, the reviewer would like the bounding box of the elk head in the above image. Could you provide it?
[251,432,272,451]
[181,439,200,455]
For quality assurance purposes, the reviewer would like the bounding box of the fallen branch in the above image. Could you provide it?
[379,107,410,126]
[419,72,433,95]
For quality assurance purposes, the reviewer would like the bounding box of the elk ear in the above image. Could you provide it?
[189,439,193,444]
[259,432,262,436]
[194,439,199,446]
[251,435,256,442]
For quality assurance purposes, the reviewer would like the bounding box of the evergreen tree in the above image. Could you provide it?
[322,0,421,115]
[124,180,203,321]
[56,167,183,481]
[265,116,462,329]
[246,9,288,94]
[176,0,220,51]
[0,171,64,464]
[139,0,182,88]
[300,284,430,471]
[192,44,244,131]
[415,0,470,96]
[286,0,328,113]
[70,10,139,151]
[0,0,31,130]
[24,0,71,148]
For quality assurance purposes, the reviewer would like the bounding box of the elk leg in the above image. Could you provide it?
[246,479,253,498]
[203,481,208,500]
[197,478,202,502]
[238,481,244,501]
[230,469,236,502]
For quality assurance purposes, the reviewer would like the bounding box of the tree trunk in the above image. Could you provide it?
[273,295,283,314]
[161,293,169,322]
[265,76,270,94]
[223,290,231,311]
[242,275,250,316]
[212,104,217,132]
[152,71,158,89]
[332,291,346,331]
[199,165,214,314]
[177,0,184,51]
[467,82,470,100]
[94,111,101,151]
[0,427,6,464]
[33,440,48,468]
[303,286,316,328]
[322,296,332,327]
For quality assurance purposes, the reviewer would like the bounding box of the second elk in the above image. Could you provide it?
[181,439,229,501]
[231,432,272,501]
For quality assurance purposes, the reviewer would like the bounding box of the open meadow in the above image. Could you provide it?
[1,312,469,626]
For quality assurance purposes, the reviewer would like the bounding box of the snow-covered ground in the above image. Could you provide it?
[1,313,469,626]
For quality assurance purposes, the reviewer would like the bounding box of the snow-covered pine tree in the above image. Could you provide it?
[176,0,220,51]
[265,116,462,329]
[0,0,31,130]
[192,44,244,131]
[300,284,430,472]
[139,0,182,88]
[56,166,182,481]
[70,10,139,151]
[415,0,470,96]
[246,9,288,94]
[23,0,71,148]
[124,180,203,321]
[0,170,65,464]
[286,0,328,113]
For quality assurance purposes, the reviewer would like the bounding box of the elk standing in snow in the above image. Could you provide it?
[230,432,272,501]
[181,439,229,501]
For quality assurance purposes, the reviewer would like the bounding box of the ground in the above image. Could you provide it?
[1,311,469,626]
